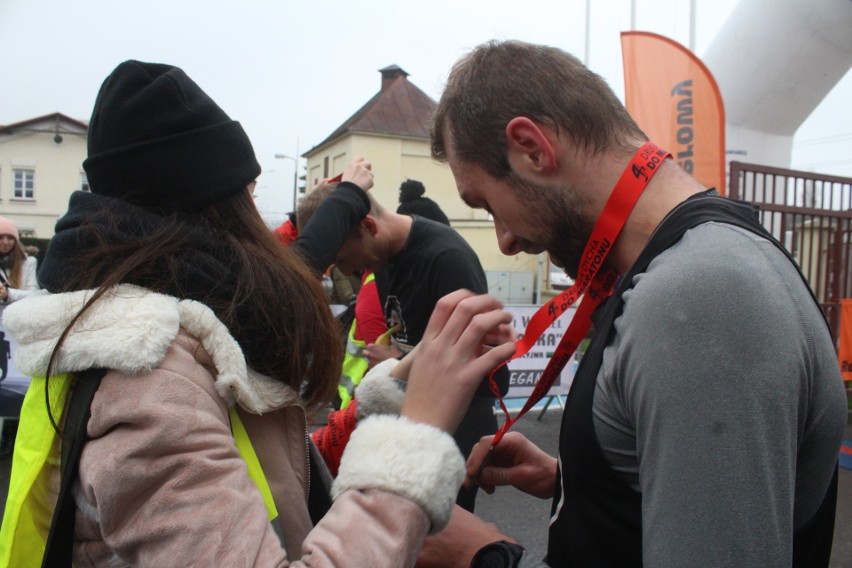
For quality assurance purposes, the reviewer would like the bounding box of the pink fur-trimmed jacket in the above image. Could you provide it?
[4,285,464,567]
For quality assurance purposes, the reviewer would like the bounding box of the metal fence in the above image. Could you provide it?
[728,161,852,344]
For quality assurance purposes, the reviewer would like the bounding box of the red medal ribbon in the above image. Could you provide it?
[486,142,671,447]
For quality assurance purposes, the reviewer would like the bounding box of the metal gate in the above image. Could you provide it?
[728,161,852,344]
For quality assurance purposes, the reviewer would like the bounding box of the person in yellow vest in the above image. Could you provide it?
[336,271,393,409]
[311,271,396,478]
[0,59,516,567]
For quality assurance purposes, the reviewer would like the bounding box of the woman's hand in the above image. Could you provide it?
[400,290,516,434]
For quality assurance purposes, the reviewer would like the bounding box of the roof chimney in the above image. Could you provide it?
[379,64,409,91]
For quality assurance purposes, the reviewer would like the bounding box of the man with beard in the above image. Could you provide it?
[414,40,847,568]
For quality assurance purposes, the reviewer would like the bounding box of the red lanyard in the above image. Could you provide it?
[486,142,671,447]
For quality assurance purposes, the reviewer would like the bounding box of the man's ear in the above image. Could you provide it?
[505,117,558,175]
[361,216,378,237]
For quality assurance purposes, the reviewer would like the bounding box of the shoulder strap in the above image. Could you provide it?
[628,194,824,327]
[41,368,106,568]
[307,438,333,525]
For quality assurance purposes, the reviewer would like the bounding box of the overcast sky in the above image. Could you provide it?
[1,0,849,219]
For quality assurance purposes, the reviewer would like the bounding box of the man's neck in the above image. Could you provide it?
[608,157,708,274]
[382,212,414,258]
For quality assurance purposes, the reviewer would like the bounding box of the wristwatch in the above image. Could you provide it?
[470,540,525,568]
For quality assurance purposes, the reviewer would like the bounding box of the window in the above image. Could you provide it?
[81,173,90,192]
[13,169,34,199]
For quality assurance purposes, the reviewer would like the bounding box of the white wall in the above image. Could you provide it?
[0,123,87,238]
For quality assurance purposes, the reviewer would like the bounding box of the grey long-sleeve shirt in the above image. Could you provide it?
[592,221,846,567]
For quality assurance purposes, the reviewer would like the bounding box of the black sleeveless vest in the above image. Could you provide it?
[546,193,839,567]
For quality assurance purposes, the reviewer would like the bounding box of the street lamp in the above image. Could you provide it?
[274,141,300,212]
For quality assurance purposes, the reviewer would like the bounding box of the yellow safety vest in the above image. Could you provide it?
[0,375,278,566]
[339,321,369,410]
[338,273,376,410]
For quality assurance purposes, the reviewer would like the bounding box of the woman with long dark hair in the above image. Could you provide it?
[0,60,514,567]
[0,216,39,309]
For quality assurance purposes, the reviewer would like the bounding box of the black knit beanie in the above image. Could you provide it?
[399,179,426,203]
[83,60,261,210]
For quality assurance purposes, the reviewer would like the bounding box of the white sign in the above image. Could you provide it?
[504,305,579,399]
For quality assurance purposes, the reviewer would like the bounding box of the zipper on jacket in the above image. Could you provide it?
[303,414,311,502]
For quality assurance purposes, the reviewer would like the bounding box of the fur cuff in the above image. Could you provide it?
[332,415,465,533]
[354,359,405,419]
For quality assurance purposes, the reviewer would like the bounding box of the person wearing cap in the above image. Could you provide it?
[0,216,39,309]
[396,179,450,225]
[396,179,451,226]
[0,60,515,567]
[0,215,36,463]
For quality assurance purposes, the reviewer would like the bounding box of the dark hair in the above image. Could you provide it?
[432,40,647,178]
[45,189,342,427]
[0,242,26,288]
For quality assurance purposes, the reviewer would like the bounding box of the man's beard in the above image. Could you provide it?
[547,213,593,279]
[508,173,594,280]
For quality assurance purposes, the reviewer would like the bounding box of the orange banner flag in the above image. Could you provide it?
[837,299,852,381]
[621,31,726,195]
